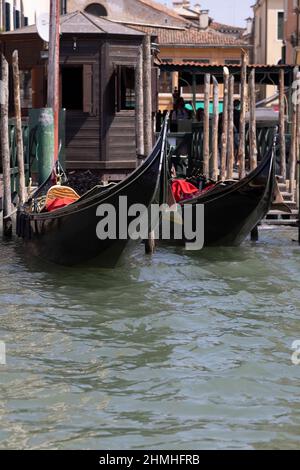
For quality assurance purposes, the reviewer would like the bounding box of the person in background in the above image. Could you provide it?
[172,87,179,106]
[171,97,190,121]
[196,107,205,123]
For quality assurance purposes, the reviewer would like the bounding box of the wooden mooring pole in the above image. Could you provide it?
[143,35,152,157]
[249,68,258,171]
[47,0,60,163]
[296,72,300,245]
[227,75,235,179]
[289,67,299,195]
[279,68,286,181]
[212,76,219,181]
[0,53,12,237]
[12,50,26,205]
[238,51,247,179]
[135,45,144,163]
[203,74,210,177]
[143,35,155,254]
[221,67,229,180]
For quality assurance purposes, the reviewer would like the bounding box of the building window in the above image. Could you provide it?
[116,66,135,111]
[159,71,172,93]
[225,59,241,65]
[24,17,28,26]
[257,17,262,46]
[85,3,108,17]
[182,59,210,64]
[277,11,284,40]
[5,2,11,31]
[61,0,67,14]
[15,10,20,29]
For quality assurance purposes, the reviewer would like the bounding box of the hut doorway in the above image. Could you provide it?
[61,66,83,111]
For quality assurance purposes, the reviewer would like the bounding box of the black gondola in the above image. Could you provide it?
[16,118,169,266]
[166,143,276,247]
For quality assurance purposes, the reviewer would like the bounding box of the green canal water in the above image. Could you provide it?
[0,228,300,450]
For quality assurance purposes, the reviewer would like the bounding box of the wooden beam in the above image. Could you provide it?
[227,75,235,179]
[1,53,12,237]
[143,35,152,157]
[212,76,219,181]
[203,73,210,177]
[238,51,247,179]
[221,67,229,180]
[279,68,286,181]
[249,68,258,171]
[12,50,26,205]
[135,45,144,163]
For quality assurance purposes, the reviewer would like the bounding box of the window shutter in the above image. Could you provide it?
[115,65,122,112]
[83,64,93,114]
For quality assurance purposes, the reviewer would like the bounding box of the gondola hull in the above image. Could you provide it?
[17,122,168,266]
[168,148,275,247]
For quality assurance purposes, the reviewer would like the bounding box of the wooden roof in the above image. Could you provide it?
[0,10,145,37]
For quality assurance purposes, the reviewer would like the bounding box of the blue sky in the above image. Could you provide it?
[158,0,254,27]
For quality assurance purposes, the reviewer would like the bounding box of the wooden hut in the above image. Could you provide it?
[0,10,155,179]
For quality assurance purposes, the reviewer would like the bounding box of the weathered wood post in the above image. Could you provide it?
[12,50,26,205]
[203,73,210,177]
[212,76,219,181]
[249,68,258,171]
[143,35,155,254]
[135,45,144,163]
[289,66,299,194]
[1,53,12,237]
[221,67,229,180]
[143,35,153,157]
[227,75,235,179]
[47,0,60,163]
[238,50,248,179]
[279,68,286,180]
[296,71,300,244]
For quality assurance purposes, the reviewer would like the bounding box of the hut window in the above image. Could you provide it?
[116,66,135,111]
[62,66,84,111]
[61,65,94,114]
[85,3,108,17]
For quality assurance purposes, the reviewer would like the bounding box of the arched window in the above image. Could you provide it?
[84,3,108,17]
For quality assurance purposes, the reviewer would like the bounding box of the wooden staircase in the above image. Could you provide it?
[263,177,299,226]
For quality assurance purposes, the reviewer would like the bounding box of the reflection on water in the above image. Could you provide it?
[0,228,300,449]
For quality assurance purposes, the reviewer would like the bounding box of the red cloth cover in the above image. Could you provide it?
[45,197,77,212]
[171,179,199,202]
